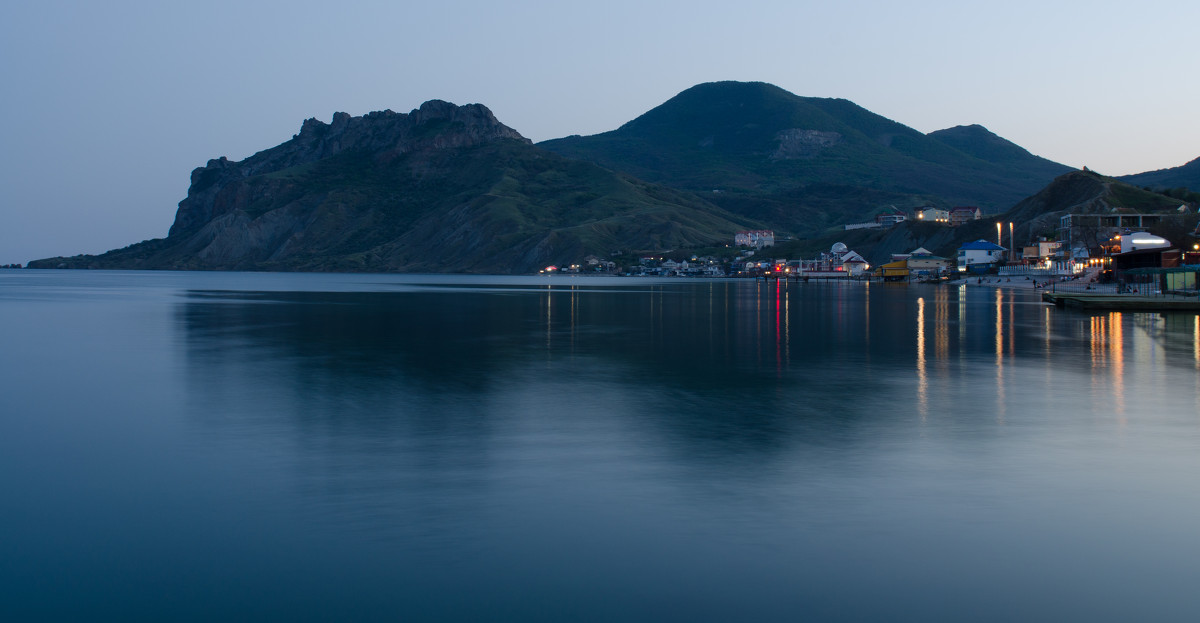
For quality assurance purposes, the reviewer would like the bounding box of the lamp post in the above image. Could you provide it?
[996,221,1002,249]
[1009,222,1014,263]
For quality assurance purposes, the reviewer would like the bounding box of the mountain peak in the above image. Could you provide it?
[927,124,1038,164]
[1005,169,1189,233]
[169,102,529,237]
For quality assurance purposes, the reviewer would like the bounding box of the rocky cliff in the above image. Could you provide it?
[169,100,529,237]
[30,101,751,273]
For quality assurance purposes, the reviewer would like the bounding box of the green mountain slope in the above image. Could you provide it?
[1120,156,1200,194]
[926,124,1068,171]
[30,103,753,273]
[539,82,1073,235]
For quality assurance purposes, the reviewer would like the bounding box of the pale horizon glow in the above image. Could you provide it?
[2,0,1198,265]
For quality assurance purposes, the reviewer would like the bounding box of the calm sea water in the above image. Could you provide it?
[2,269,1199,622]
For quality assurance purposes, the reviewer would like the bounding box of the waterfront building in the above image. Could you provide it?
[840,251,869,275]
[1021,241,1062,265]
[791,242,869,276]
[905,248,951,276]
[956,239,1006,273]
[874,247,949,281]
[1119,232,1171,254]
[877,260,909,281]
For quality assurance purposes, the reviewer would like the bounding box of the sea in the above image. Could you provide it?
[2,269,1199,622]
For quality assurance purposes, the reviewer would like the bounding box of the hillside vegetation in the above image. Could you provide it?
[540,82,1072,235]
[31,103,754,273]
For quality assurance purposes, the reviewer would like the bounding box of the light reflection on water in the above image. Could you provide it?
[2,270,1200,622]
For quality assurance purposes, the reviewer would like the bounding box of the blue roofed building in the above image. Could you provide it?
[957,239,1006,273]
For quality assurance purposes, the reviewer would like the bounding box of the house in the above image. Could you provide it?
[957,239,1006,273]
[905,248,951,276]
[792,242,868,275]
[877,260,910,281]
[949,206,982,227]
[839,251,870,275]
[872,248,948,281]
[875,207,908,227]
[916,207,950,224]
[735,230,775,248]
[1020,241,1062,265]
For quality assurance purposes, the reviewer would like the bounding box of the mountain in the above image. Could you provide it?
[926,124,1066,174]
[1120,156,1200,193]
[1004,169,1194,242]
[30,101,753,273]
[539,82,1073,234]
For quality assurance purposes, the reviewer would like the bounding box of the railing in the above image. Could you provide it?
[999,266,1070,278]
[1048,269,1200,297]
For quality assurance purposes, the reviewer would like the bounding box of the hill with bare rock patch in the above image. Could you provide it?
[30,101,754,273]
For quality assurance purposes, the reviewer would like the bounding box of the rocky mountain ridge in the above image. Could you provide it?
[30,101,751,273]
[170,100,529,237]
[29,82,1196,274]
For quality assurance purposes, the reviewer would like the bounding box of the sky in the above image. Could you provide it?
[2,0,1198,265]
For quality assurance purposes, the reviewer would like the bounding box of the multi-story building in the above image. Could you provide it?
[916,207,950,224]
[957,239,1006,272]
[735,230,775,248]
[949,206,982,226]
[874,207,908,226]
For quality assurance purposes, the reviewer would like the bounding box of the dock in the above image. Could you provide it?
[1042,292,1200,311]
[758,271,853,282]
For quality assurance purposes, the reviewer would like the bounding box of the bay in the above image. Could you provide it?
[2,269,1199,622]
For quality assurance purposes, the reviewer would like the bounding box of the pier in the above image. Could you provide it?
[1042,292,1200,311]
[758,271,854,282]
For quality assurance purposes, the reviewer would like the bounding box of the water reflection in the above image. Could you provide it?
[995,289,1006,424]
[178,284,896,466]
[917,296,927,420]
[1088,313,1126,418]
[11,270,1200,622]
[173,282,1200,515]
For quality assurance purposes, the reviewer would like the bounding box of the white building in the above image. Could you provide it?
[957,239,1006,272]
[1119,232,1170,253]
[916,207,950,224]
[840,251,869,275]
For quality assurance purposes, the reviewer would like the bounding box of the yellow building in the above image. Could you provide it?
[877,260,910,281]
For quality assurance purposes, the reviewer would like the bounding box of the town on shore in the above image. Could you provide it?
[541,205,1200,297]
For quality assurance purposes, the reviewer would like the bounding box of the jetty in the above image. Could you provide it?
[1042,292,1200,311]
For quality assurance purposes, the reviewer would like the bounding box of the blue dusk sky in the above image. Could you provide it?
[2,0,1197,265]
